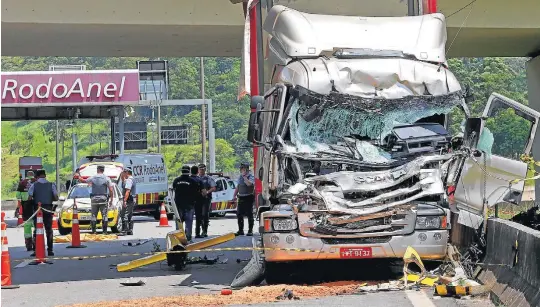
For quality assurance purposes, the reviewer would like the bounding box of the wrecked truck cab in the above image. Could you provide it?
[250,6,465,271]
[251,6,540,280]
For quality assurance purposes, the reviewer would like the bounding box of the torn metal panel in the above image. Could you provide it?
[305,154,452,193]
[278,58,461,99]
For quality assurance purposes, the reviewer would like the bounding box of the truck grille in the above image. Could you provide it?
[322,236,391,244]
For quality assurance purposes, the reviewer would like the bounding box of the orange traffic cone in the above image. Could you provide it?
[2,212,20,289]
[29,203,53,265]
[157,203,171,227]
[67,199,86,249]
[52,211,59,231]
[17,201,24,226]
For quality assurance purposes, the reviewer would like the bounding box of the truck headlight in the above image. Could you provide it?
[271,218,298,231]
[415,216,445,229]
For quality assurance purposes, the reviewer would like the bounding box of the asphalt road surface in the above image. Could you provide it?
[1,210,493,307]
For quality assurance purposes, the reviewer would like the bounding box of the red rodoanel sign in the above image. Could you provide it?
[0,70,140,104]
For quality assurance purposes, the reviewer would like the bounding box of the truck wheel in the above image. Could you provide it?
[57,222,71,236]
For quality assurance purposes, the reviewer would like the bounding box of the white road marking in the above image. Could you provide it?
[406,289,437,307]
[14,260,32,269]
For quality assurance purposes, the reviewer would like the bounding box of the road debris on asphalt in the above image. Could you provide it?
[64,282,366,307]
[119,279,146,287]
[275,289,300,300]
[123,239,152,247]
[236,258,249,263]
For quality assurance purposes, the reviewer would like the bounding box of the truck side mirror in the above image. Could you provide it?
[247,103,264,143]
[247,112,261,143]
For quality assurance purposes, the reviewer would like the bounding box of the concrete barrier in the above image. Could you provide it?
[478,218,540,307]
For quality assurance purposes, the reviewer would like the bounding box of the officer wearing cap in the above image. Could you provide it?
[197,164,216,237]
[28,169,58,256]
[120,169,136,235]
[172,165,200,242]
[81,165,113,234]
[233,162,255,236]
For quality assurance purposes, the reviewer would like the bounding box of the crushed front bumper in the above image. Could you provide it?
[262,230,448,262]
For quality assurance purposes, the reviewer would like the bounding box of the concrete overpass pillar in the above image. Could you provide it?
[526,56,540,201]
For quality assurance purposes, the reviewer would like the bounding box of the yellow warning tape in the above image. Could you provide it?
[11,247,333,263]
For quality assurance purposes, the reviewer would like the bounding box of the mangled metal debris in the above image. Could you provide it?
[230,237,265,288]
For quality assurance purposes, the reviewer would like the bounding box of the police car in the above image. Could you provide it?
[165,172,237,218]
[207,173,237,217]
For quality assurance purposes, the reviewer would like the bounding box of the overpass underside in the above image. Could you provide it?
[2,0,540,58]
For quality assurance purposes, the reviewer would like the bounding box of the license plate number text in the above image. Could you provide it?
[340,247,372,259]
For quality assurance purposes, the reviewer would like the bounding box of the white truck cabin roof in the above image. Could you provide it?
[264,5,448,64]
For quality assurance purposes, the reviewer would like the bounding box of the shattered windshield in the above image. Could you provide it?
[286,89,463,163]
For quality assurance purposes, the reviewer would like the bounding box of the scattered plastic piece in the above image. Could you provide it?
[221,289,233,295]
[120,279,145,286]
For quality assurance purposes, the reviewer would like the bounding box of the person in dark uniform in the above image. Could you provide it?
[233,162,255,236]
[197,164,216,237]
[172,165,200,242]
[16,170,37,251]
[190,165,205,239]
[28,169,58,256]
[120,169,136,235]
[80,165,113,234]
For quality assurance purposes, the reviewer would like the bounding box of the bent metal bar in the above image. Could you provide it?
[0,70,140,105]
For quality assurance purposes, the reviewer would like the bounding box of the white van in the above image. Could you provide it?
[68,154,169,220]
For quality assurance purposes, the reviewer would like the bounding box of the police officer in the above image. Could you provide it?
[172,166,200,242]
[233,162,255,236]
[28,169,58,256]
[198,164,216,237]
[190,165,205,238]
[82,165,113,234]
[16,170,37,251]
[120,169,136,235]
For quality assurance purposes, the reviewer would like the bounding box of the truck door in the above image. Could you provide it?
[454,93,540,227]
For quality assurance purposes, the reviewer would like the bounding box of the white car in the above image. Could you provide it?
[57,183,124,235]
[166,173,237,218]
[208,173,237,217]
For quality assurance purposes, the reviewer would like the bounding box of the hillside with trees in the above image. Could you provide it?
[0,56,531,199]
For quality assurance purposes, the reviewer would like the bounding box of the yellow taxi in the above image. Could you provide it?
[57,183,124,235]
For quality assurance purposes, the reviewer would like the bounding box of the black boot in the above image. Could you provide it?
[247,217,254,236]
[121,221,128,235]
[102,221,108,235]
[195,220,202,238]
[127,221,134,235]
[25,238,33,252]
[90,221,97,234]
[202,222,208,237]
[235,216,244,236]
